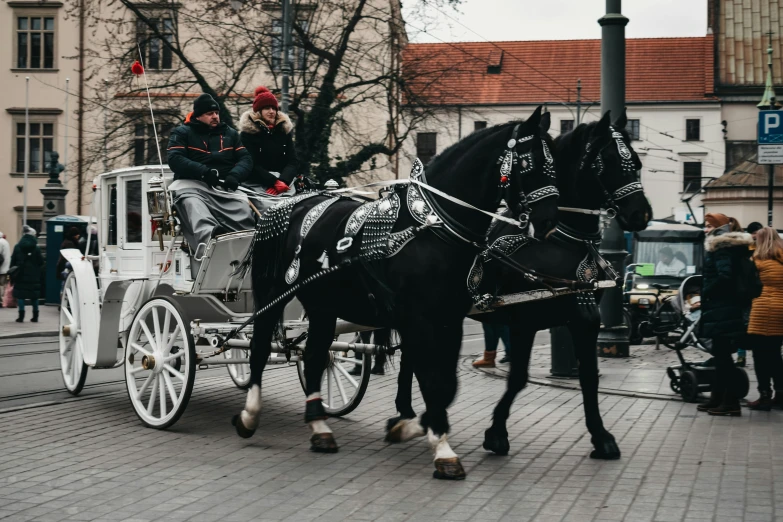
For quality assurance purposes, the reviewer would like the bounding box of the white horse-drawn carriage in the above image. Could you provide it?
[59,166,378,428]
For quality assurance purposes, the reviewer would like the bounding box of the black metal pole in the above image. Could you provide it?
[769,164,775,227]
[597,0,631,358]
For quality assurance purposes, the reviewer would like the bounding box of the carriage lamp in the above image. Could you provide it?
[147,177,168,250]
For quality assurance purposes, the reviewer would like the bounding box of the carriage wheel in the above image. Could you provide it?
[296,332,371,417]
[125,297,196,429]
[59,272,88,395]
[225,341,251,390]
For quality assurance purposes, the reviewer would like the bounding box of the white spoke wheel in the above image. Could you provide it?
[296,333,371,417]
[59,273,88,395]
[125,297,195,429]
[225,342,251,390]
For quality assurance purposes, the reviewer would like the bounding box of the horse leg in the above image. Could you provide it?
[231,307,278,438]
[483,323,536,456]
[415,321,465,480]
[302,310,339,453]
[568,316,621,460]
[385,345,419,441]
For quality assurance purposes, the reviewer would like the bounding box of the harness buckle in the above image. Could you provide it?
[336,237,353,252]
[604,208,617,219]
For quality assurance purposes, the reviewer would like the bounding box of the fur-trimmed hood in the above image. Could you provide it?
[238,109,293,135]
[705,229,753,252]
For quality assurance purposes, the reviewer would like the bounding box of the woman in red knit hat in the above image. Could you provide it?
[238,87,297,199]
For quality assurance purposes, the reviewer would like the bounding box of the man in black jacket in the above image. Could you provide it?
[167,93,255,259]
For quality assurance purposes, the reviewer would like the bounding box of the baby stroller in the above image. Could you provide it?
[649,275,750,403]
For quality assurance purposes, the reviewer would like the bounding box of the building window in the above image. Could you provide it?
[137,15,175,71]
[416,132,437,165]
[474,121,487,132]
[685,119,700,141]
[560,119,574,134]
[133,122,172,166]
[15,121,55,173]
[626,119,640,140]
[683,162,702,192]
[16,15,56,69]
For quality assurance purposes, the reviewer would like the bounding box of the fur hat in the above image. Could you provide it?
[704,213,729,229]
[22,225,36,237]
[252,86,279,113]
[193,93,220,118]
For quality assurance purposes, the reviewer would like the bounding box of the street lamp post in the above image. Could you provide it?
[758,31,777,227]
[596,0,631,358]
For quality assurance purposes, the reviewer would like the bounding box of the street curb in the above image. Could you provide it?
[0,330,58,340]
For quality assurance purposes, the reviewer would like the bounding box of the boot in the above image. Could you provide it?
[771,393,783,410]
[697,387,723,412]
[371,351,386,375]
[747,391,772,411]
[708,396,742,417]
[15,311,24,323]
[31,310,39,323]
[472,351,497,368]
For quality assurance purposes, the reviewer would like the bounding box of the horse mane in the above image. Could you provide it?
[424,122,516,178]
[553,120,600,195]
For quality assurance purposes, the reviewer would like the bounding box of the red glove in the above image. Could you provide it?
[274,180,289,193]
[266,187,279,195]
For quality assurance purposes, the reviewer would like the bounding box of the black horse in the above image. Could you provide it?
[233,107,561,480]
[387,110,652,461]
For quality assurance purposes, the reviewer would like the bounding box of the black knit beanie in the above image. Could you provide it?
[193,93,220,118]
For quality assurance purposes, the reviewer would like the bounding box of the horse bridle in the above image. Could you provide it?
[499,124,559,229]
[577,127,643,215]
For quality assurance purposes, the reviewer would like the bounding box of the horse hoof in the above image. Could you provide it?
[232,414,256,439]
[385,418,405,443]
[432,457,466,480]
[590,438,621,460]
[482,429,510,456]
[310,433,339,453]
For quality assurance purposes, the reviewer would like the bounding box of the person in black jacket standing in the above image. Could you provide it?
[238,87,297,199]
[697,213,754,417]
[167,93,255,257]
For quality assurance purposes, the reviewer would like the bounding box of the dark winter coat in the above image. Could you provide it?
[166,114,252,182]
[10,234,43,300]
[57,227,81,280]
[700,227,755,340]
[238,110,297,186]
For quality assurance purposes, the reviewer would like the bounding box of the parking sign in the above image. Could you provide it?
[758,111,783,143]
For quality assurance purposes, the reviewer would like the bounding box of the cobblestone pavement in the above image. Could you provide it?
[479,342,761,402]
[0,305,59,339]
[2,356,783,522]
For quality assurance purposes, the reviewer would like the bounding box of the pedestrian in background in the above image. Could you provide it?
[697,213,756,416]
[473,323,511,368]
[736,221,765,367]
[0,231,10,308]
[746,227,783,411]
[10,225,43,323]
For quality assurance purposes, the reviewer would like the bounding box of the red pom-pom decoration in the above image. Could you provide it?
[131,60,144,76]
[254,86,270,96]
[500,175,509,184]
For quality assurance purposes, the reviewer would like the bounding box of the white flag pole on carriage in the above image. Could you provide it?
[134,46,172,222]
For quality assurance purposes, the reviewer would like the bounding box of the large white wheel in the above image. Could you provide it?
[296,332,371,417]
[59,272,88,395]
[224,336,251,390]
[125,297,195,429]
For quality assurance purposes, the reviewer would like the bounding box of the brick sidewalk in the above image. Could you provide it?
[1,357,782,521]
[0,305,59,339]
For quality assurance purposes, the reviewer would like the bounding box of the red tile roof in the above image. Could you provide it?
[403,36,716,106]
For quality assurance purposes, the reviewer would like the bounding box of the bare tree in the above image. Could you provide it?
[68,0,461,187]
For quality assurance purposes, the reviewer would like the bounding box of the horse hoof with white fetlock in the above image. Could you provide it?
[482,428,510,456]
[310,433,339,453]
[432,457,466,480]
[385,416,405,443]
[232,414,256,439]
[590,433,621,460]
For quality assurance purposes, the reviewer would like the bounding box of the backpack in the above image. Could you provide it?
[734,254,762,302]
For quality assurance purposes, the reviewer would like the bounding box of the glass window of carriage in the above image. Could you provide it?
[107,183,118,246]
[625,119,640,140]
[126,180,143,243]
[685,119,700,141]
